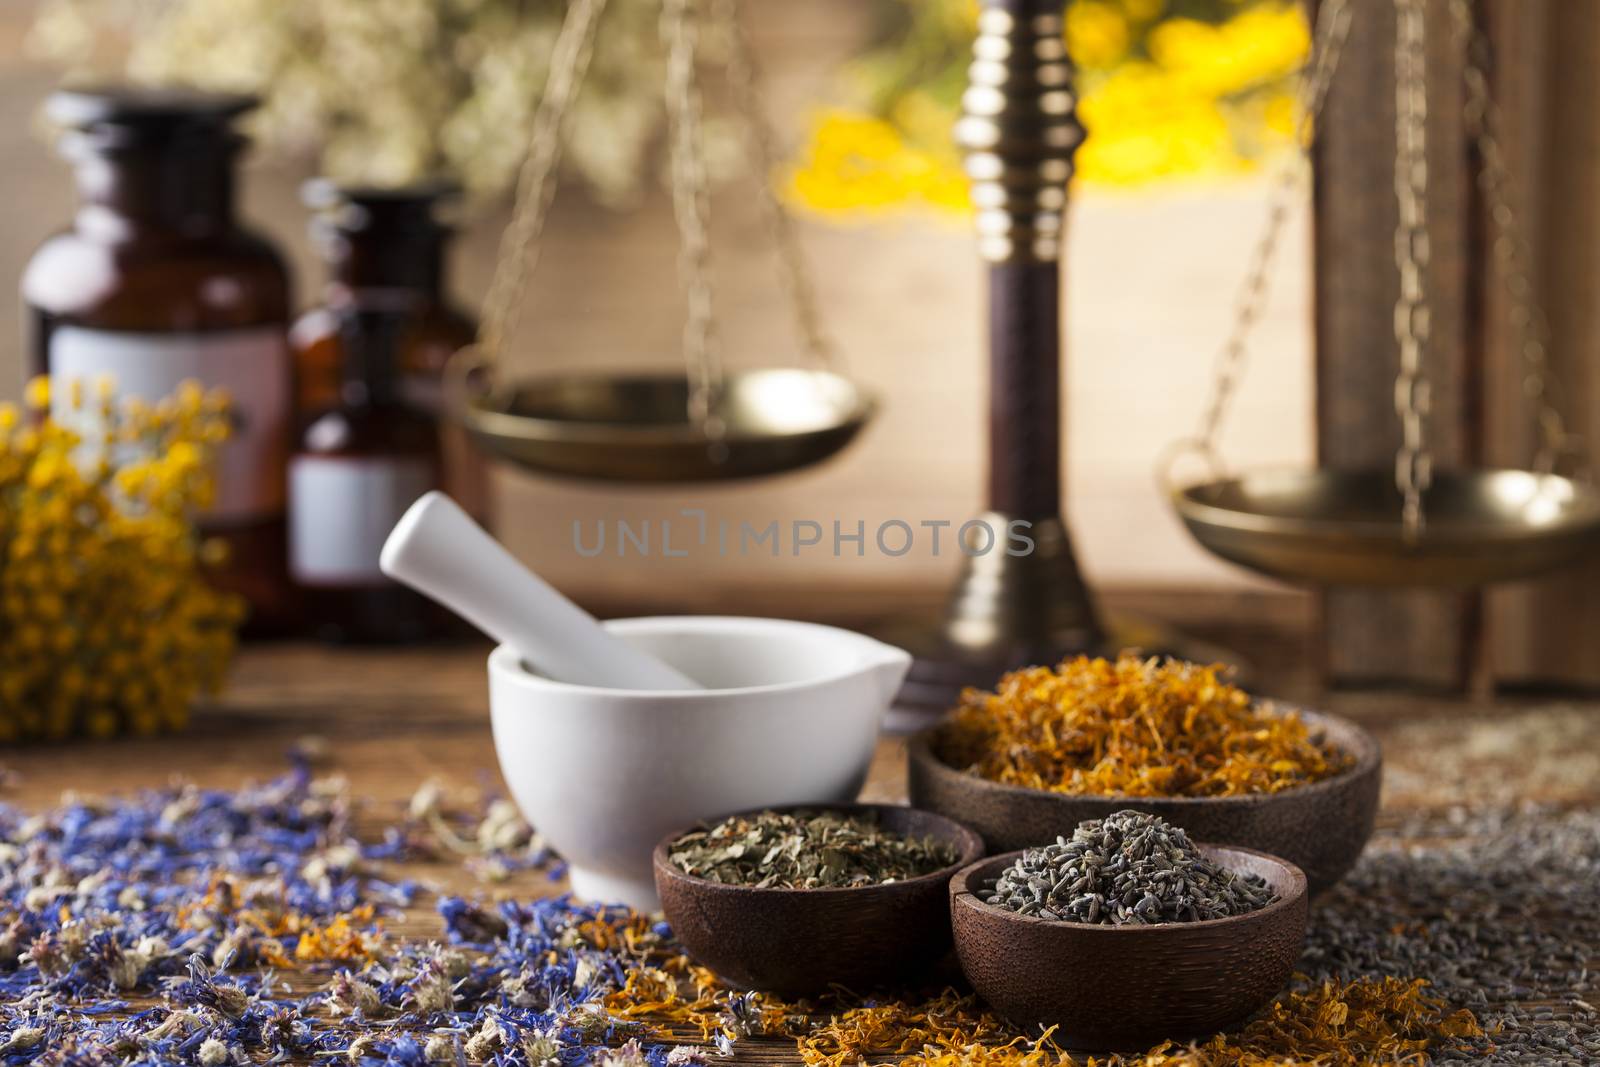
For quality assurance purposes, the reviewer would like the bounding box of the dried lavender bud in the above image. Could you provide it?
[1306,803,1600,1065]
[982,810,1277,925]
[3,755,1589,1062]
[669,810,959,889]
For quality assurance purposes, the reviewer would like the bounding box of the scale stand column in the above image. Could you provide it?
[892,0,1229,714]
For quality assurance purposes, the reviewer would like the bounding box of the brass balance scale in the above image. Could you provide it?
[445,0,1600,712]
[444,0,1229,713]
[1169,0,1600,586]
[448,0,874,482]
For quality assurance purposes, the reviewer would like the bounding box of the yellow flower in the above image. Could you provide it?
[1067,1,1131,70]
[1121,0,1165,23]
[1076,61,1247,183]
[1147,5,1310,100]
[0,377,243,743]
[24,376,50,410]
[786,109,970,220]
[1264,89,1297,138]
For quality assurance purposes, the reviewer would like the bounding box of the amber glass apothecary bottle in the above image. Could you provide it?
[290,182,491,528]
[290,303,444,644]
[22,87,297,636]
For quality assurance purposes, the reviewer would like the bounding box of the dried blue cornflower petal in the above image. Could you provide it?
[169,955,252,1018]
[717,991,761,1039]
[437,897,508,944]
[257,1005,313,1056]
[355,1034,430,1067]
[29,760,1588,1066]
[0,1020,49,1055]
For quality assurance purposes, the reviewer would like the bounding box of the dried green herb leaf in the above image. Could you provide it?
[669,810,959,890]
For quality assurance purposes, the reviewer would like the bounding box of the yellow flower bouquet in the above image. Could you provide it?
[786,0,1313,218]
[0,378,244,743]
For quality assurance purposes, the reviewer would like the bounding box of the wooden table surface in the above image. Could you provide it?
[0,645,1336,820]
[8,627,1600,833]
[5,633,1599,1064]
[0,589,1323,811]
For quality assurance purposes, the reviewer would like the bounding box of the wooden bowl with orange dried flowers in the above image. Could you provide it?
[908,655,1380,895]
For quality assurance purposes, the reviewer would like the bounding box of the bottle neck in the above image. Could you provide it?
[338,304,413,407]
[325,223,449,297]
[68,133,241,238]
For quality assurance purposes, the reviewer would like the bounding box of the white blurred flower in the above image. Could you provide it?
[28,0,674,205]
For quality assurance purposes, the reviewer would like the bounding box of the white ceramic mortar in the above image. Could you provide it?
[488,615,910,909]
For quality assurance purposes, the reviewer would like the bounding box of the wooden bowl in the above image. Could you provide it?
[654,803,985,995]
[908,707,1379,895]
[950,845,1308,1049]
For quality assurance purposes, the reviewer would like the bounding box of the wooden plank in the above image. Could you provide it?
[1483,2,1600,689]
[1312,0,1481,690]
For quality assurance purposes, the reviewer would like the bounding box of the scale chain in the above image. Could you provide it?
[474,0,609,371]
[712,0,841,373]
[1392,0,1433,540]
[1447,0,1586,480]
[1164,0,1352,488]
[663,0,728,450]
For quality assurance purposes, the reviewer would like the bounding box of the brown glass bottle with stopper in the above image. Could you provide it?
[289,302,444,643]
[22,87,297,636]
[290,182,490,528]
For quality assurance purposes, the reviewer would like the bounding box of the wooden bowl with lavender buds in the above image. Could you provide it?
[949,839,1308,1049]
[653,803,984,996]
[909,707,1381,895]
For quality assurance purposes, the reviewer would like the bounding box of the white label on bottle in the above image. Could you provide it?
[50,325,290,524]
[289,456,433,586]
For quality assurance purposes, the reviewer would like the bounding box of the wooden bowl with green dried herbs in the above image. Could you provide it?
[654,804,984,995]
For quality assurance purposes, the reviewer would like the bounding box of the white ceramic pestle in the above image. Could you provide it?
[380,492,701,691]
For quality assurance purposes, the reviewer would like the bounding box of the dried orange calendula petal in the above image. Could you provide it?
[940,654,1351,798]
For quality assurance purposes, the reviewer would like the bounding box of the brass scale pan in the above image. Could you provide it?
[1169,0,1600,588]
[449,0,875,485]
[1173,468,1600,587]
[457,366,874,483]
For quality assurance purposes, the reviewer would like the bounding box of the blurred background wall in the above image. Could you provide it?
[0,0,1313,607]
